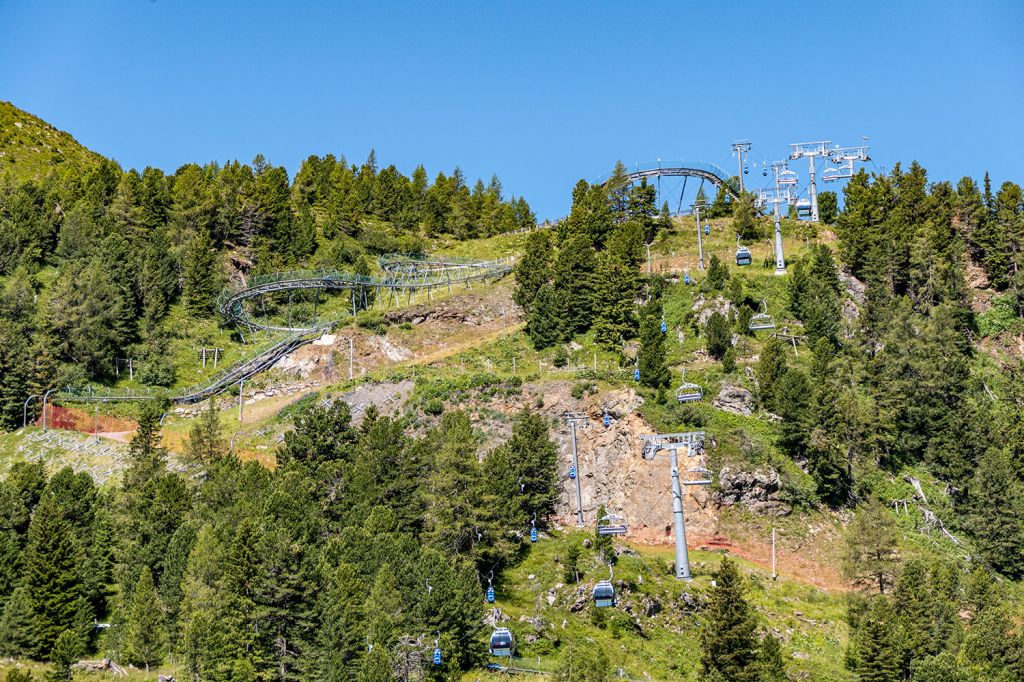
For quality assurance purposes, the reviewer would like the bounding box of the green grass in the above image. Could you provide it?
[471,529,853,680]
[0,101,103,181]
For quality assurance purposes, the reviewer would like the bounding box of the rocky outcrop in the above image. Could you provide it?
[715,466,791,516]
[692,294,733,326]
[713,384,754,416]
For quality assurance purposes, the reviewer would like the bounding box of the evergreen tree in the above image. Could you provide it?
[702,254,730,292]
[526,284,565,350]
[513,230,553,314]
[46,630,83,682]
[755,634,787,682]
[964,448,1024,578]
[754,338,788,412]
[843,503,900,594]
[23,494,88,658]
[0,586,37,656]
[185,400,226,464]
[182,228,218,317]
[732,192,759,241]
[123,566,167,671]
[818,191,838,225]
[704,312,731,360]
[854,598,902,682]
[637,302,670,388]
[699,557,760,682]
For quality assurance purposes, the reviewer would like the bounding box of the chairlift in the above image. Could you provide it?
[687,466,714,485]
[736,239,753,266]
[778,169,798,186]
[593,574,616,608]
[489,627,515,657]
[795,198,812,219]
[675,370,704,403]
[597,513,628,536]
[822,167,843,182]
[748,300,776,331]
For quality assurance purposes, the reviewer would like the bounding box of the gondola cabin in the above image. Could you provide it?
[795,199,812,219]
[633,368,640,382]
[489,628,515,657]
[530,527,538,543]
[593,580,615,608]
[569,465,576,479]
[486,586,495,603]
[736,246,752,266]
[433,647,442,665]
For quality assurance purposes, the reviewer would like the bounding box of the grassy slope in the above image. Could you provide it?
[0,101,104,181]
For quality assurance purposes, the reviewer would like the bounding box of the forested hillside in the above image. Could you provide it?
[0,102,535,425]
[2,103,1024,682]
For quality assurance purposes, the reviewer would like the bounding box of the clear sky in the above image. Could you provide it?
[1,0,1022,220]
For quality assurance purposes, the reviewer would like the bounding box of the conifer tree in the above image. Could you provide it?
[46,630,83,682]
[182,228,218,317]
[965,449,1024,578]
[23,495,87,657]
[699,557,760,682]
[513,230,553,314]
[754,338,788,412]
[854,598,902,682]
[704,312,731,360]
[702,254,730,292]
[637,303,670,389]
[185,400,226,464]
[818,190,838,225]
[0,586,37,656]
[843,503,900,594]
[123,566,166,671]
[526,284,565,350]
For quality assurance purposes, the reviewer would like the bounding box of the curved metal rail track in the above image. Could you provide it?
[55,254,513,405]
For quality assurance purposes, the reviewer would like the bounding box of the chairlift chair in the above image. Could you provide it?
[597,513,628,536]
[748,300,776,331]
[593,580,616,608]
[489,628,515,657]
[675,370,704,403]
[778,169,798,186]
[822,167,843,182]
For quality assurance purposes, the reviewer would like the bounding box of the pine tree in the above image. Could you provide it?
[311,562,366,681]
[527,284,566,350]
[854,598,902,682]
[637,303,670,388]
[23,494,87,658]
[755,633,787,682]
[124,566,166,671]
[699,557,760,682]
[357,645,392,682]
[513,230,553,314]
[964,449,1024,578]
[182,229,218,317]
[702,254,730,292]
[754,338,788,412]
[185,400,226,464]
[46,630,83,682]
[732,192,759,241]
[843,503,901,594]
[705,312,731,360]
[0,586,37,656]
[818,191,839,225]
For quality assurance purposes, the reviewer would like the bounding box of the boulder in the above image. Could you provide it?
[716,465,791,516]
[713,384,754,416]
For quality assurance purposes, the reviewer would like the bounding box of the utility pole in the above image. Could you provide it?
[238,379,245,422]
[731,140,752,193]
[771,527,777,580]
[788,141,831,223]
[693,198,706,270]
[640,432,711,580]
[565,413,589,527]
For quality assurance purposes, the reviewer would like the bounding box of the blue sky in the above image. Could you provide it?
[1,0,1022,220]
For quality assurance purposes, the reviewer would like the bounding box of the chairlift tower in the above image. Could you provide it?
[788,141,831,223]
[693,197,707,270]
[823,145,871,182]
[759,161,795,276]
[731,140,752,192]
[639,431,710,580]
[565,412,589,526]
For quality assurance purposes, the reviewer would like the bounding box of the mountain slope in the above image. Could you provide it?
[0,101,104,181]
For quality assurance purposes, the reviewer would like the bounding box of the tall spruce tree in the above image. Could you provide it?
[182,229,218,317]
[699,557,760,682]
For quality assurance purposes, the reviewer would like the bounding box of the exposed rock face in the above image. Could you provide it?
[692,294,733,326]
[715,466,791,516]
[713,384,754,416]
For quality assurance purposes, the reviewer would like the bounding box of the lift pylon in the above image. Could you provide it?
[788,141,831,223]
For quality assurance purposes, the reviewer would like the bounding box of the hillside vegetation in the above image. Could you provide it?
[1,105,1024,682]
[0,102,103,181]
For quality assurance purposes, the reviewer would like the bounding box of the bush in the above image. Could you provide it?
[722,347,736,373]
[705,312,731,359]
[424,398,444,416]
[553,345,569,368]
